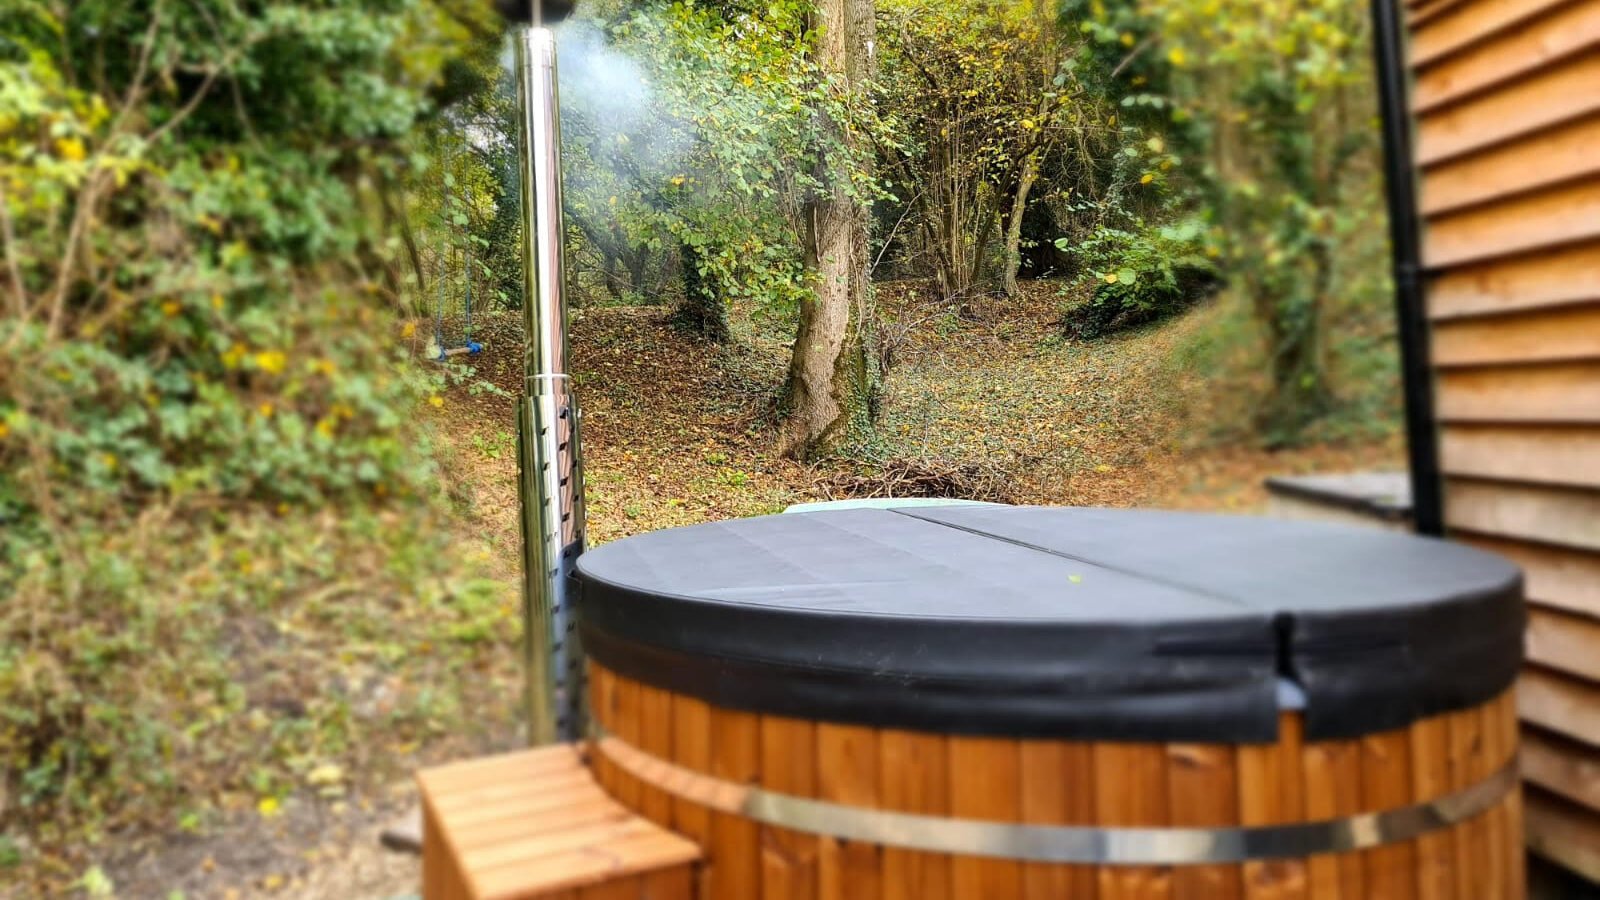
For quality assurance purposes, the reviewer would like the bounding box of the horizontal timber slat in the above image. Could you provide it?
[1414,0,1600,110]
[1410,0,1575,66]
[1454,535,1600,620]
[1522,728,1600,813]
[1524,788,1600,882]
[1526,606,1600,682]
[1411,0,1476,28]
[1430,302,1600,367]
[1415,53,1600,166]
[1439,425,1600,488]
[1437,361,1600,422]
[1426,241,1600,320]
[417,745,700,900]
[1423,176,1600,268]
[1518,668,1600,747]
[1419,115,1600,215]
[1444,479,1600,552]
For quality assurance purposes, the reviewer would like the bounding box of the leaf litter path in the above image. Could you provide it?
[442,283,1401,556]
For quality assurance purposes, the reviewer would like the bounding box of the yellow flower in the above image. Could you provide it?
[1167,47,1187,67]
[55,137,87,162]
[101,453,118,470]
[428,395,444,408]
[258,402,274,418]
[1140,173,1155,184]
[316,418,335,437]
[257,797,280,818]
[1103,272,1119,284]
[253,350,287,375]
[161,300,181,316]
[211,294,225,310]
[401,321,417,338]
[1119,32,1135,46]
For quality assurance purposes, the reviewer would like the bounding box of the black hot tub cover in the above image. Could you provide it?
[573,506,1523,742]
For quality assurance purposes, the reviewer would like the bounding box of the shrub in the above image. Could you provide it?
[1059,216,1221,339]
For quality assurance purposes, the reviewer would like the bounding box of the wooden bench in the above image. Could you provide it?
[418,744,701,900]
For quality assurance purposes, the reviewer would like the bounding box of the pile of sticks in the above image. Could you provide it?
[816,455,1016,503]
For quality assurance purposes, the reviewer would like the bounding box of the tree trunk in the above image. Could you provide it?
[780,0,873,458]
[1003,153,1040,296]
[675,241,730,342]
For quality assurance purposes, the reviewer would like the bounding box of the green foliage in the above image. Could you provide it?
[0,0,498,854]
[1136,0,1380,437]
[874,0,1104,297]
[1060,214,1219,338]
[559,3,876,330]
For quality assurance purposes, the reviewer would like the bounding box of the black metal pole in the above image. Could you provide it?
[1370,0,1444,537]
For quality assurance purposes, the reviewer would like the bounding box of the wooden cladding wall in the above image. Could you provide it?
[1408,0,1600,881]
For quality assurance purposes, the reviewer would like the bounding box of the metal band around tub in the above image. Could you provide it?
[590,729,1518,865]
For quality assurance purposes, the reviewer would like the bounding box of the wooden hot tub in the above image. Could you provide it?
[572,506,1526,899]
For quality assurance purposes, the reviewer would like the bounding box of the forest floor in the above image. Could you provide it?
[90,280,1400,900]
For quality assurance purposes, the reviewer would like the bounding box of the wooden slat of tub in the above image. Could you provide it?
[1412,714,1459,900]
[1522,726,1600,813]
[1410,0,1573,66]
[1427,241,1600,321]
[611,676,643,808]
[1498,693,1528,899]
[1424,177,1600,269]
[670,694,713,851]
[1448,704,1492,897]
[879,730,952,900]
[710,706,761,900]
[816,723,880,900]
[1415,55,1600,167]
[1480,693,1520,898]
[589,666,618,796]
[1414,0,1600,111]
[759,716,817,900]
[1166,743,1241,900]
[1360,727,1419,899]
[1239,716,1308,900]
[1019,740,1096,900]
[947,736,1022,899]
[1422,115,1600,217]
[636,685,675,827]
[1095,742,1174,900]
[1302,737,1363,900]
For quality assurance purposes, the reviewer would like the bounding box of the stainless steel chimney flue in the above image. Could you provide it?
[514,25,586,746]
